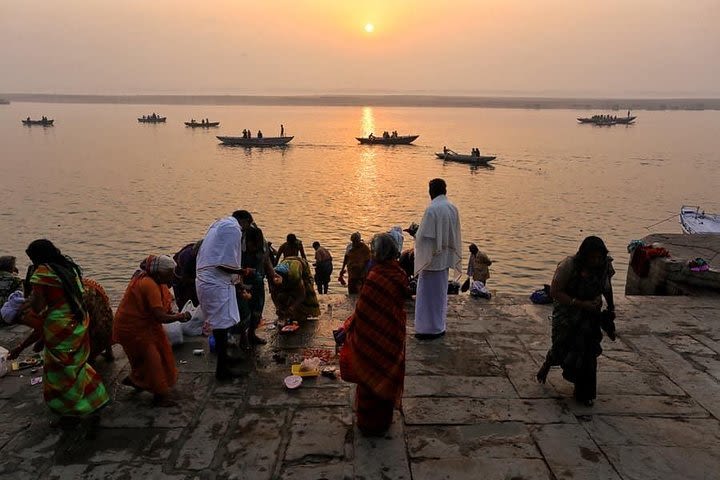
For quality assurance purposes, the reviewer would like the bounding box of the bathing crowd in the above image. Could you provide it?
[0,178,616,435]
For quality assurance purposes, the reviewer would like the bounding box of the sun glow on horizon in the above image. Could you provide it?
[364,23,375,33]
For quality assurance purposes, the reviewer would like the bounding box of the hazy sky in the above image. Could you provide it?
[2,0,719,97]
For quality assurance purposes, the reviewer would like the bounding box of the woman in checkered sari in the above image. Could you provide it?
[25,239,109,420]
[341,234,409,436]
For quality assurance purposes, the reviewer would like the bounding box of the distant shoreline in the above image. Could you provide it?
[1,93,719,111]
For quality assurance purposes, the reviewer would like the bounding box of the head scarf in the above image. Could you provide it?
[135,255,176,279]
[350,232,362,243]
[274,262,290,277]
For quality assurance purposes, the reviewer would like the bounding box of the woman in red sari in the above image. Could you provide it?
[114,255,190,407]
[341,233,409,436]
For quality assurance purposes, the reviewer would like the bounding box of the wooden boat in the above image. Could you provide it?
[577,115,636,126]
[615,116,637,124]
[435,149,496,164]
[22,118,54,126]
[680,206,720,234]
[138,116,166,123]
[356,135,419,145]
[185,121,220,128]
[217,135,294,147]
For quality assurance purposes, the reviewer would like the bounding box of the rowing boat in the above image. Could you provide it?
[435,150,495,164]
[138,116,166,123]
[356,135,419,145]
[217,136,294,147]
[185,121,220,128]
[22,118,54,126]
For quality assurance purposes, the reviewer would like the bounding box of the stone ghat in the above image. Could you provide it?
[626,233,720,296]
[1,293,720,479]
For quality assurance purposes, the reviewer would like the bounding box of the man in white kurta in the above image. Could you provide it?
[196,214,244,379]
[414,178,462,339]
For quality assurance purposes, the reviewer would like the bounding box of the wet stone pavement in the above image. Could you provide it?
[2,293,720,479]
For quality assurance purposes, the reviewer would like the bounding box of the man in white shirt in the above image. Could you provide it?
[196,210,250,380]
[413,178,462,339]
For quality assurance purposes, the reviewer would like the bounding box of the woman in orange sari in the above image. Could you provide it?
[340,234,409,436]
[114,255,190,407]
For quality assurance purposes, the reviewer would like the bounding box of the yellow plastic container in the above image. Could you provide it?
[291,364,320,377]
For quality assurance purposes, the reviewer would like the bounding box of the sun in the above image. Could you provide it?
[364,23,375,33]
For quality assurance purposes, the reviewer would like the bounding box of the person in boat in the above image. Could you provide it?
[195,212,250,380]
[247,129,251,138]
[535,236,616,407]
[312,241,333,294]
[368,133,375,140]
[443,146,448,155]
[414,178,462,340]
[339,232,372,294]
[242,129,247,138]
[114,255,191,407]
[270,257,320,326]
[391,131,397,138]
[276,233,307,263]
[383,131,389,139]
[280,124,284,137]
[338,233,409,436]
[257,130,263,139]
[21,239,110,422]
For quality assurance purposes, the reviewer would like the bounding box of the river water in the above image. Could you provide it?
[2,102,719,302]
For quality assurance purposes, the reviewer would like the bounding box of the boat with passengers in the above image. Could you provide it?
[357,131,419,145]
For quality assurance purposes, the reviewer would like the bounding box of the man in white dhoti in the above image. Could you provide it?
[196,211,247,380]
[414,178,462,339]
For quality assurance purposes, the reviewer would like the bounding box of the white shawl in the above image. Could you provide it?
[196,216,242,270]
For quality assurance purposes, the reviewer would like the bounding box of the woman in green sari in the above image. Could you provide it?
[25,239,109,422]
[536,236,616,406]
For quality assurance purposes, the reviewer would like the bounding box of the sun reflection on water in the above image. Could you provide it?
[361,106,375,137]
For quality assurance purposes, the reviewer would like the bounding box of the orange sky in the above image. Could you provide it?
[1,0,719,96]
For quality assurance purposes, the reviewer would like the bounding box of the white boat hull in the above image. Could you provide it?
[680,206,720,234]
